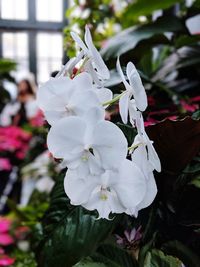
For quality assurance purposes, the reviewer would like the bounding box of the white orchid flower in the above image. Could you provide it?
[117,58,148,124]
[128,134,158,215]
[131,133,161,173]
[71,25,110,82]
[47,107,128,177]
[64,159,146,219]
[37,72,105,125]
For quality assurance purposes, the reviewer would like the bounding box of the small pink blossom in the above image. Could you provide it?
[29,110,45,127]
[0,256,15,266]
[0,159,12,172]
[0,218,12,233]
[180,100,199,112]
[0,233,14,246]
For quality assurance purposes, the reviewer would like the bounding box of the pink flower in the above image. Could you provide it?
[191,96,200,103]
[0,159,12,172]
[0,234,14,246]
[180,100,199,112]
[0,218,11,234]
[0,256,15,266]
[29,110,45,127]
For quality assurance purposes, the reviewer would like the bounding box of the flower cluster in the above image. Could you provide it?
[37,25,161,219]
[0,126,32,161]
[0,218,15,266]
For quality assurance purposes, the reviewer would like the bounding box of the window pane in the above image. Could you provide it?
[37,33,63,84]
[1,0,28,20]
[2,32,29,73]
[36,0,63,22]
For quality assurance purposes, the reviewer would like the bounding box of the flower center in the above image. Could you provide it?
[100,186,110,201]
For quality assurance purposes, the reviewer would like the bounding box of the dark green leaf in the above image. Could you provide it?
[144,249,182,267]
[101,16,185,59]
[94,244,139,267]
[36,174,118,267]
[122,0,182,23]
[162,240,200,267]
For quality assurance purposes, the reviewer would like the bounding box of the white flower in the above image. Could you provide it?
[64,159,146,219]
[37,72,104,125]
[129,134,158,215]
[132,115,161,172]
[117,58,148,124]
[71,25,110,82]
[47,108,128,177]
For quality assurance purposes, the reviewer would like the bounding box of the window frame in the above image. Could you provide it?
[0,0,68,81]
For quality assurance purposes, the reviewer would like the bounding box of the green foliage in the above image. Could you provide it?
[74,258,107,267]
[11,251,37,267]
[101,16,185,59]
[93,244,139,267]
[122,0,183,26]
[64,0,118,57]
[0,58,16,111]
[144,249,182,267]
[162,240,200,267]
[36,174,119,267]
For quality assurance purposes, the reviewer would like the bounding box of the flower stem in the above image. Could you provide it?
[128,142,142,152]
[102,91,126,107]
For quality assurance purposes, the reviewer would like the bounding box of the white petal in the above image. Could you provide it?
[85,25,110,80]
[64,169,98,205]
[69,89,101,117]
[95,88,113,106]
[70,31,88,54]
[47,117,86,159]
[85,60,103,86]
[73,72,93,91]
[44,110,67,125]
[145,133,161,172]
[83,188,125,219]
[92,121,128,170]
[119,92,129,124]
[126,62,147,111]
[112,159,146,209]
[135,172,157,212]
[37,77,72,111]
[116,58,131,91]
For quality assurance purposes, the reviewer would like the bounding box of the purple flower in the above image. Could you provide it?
[115,226,142,249]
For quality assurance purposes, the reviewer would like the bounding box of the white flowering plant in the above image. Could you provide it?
[37,25,161,221]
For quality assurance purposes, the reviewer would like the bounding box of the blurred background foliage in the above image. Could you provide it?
[0,59,16,112]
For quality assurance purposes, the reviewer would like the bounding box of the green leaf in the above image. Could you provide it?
[101,16,185,59]
[144,249,182,267]
[162,240,200,267]
[36,174,118,267]
[73,258,107,267]
[175,35,200,48]
[122,0,182,23]
[94,244,139,267]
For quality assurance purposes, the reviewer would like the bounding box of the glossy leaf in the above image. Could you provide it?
[162,240,200,267]
[122,0,182,24]
[146,117,200,174]
[101,16,185,59]
[144,249,182,267]
[36,174,118,267]
[94,244,139,267]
